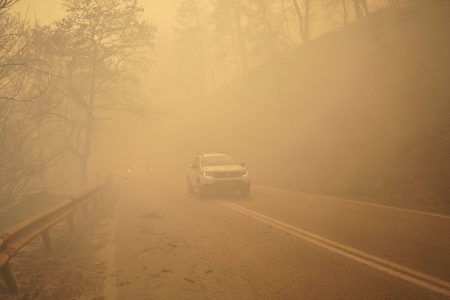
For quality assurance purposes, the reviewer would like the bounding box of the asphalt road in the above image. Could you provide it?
[109,180,450,300]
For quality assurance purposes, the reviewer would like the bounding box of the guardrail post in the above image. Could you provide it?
[41,230,52,253]
[67,214,75,233]
[1,262,18,294]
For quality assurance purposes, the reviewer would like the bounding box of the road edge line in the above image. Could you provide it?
[257,185,450,220]
[219,201,450,297]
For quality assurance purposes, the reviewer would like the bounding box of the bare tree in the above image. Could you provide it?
[0,9,67,215]
[281,0,295,45]
[353,0,369,19]
[213,0,250,74]
[342,0,348,24]
[48,0,156,185]
[291,0,310,44]
[0,92,65,215]
[248,0,277,54]
[320,0,349,26]
[0,0,19,11]
[175,0,216,97]
[243,0,293,60]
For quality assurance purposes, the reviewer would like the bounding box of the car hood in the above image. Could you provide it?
[202,165,246,172]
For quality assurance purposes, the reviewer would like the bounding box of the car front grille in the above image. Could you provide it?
[213,171,242,178]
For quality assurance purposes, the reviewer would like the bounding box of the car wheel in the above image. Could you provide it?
[198,184,208,198]
[241,184,250,197]
[187,178,194,193]
[197,181,208,198]
[198,187,207,198]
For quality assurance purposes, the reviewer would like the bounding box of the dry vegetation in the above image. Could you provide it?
[0,0,155,216]
[182,1,450,206]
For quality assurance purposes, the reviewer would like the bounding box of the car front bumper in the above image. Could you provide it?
[200,176,250,191]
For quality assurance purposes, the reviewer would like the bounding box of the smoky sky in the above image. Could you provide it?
[13,0,180,34]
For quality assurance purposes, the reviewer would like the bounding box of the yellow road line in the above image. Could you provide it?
[219,201,450,297]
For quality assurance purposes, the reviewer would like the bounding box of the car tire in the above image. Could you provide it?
[240,184,250,197]
[198,186,207,198]
[196,180,206,198]
[187,179,194,193]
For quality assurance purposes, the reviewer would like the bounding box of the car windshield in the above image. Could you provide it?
[202,155,236,167]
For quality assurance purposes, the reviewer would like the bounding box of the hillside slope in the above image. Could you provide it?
[202,2,450,204]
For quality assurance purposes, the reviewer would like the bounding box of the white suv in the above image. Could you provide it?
[187,153,250,197]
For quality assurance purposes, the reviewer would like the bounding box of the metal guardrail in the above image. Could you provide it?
[0,180,112,294]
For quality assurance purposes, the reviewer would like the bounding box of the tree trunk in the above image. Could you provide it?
[260,0,276,54]
[281,0,294,45]
[232,1,249,73]
[79,48,97,186]
[353,0,363,19]
[291,0,309,44]
[342,0,348,25]
[361,0,369,16]
[80,121,92,186]
[304,0,310,41]
[226,6,242,75]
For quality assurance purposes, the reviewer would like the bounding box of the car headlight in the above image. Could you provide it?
[203,171,215,178]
